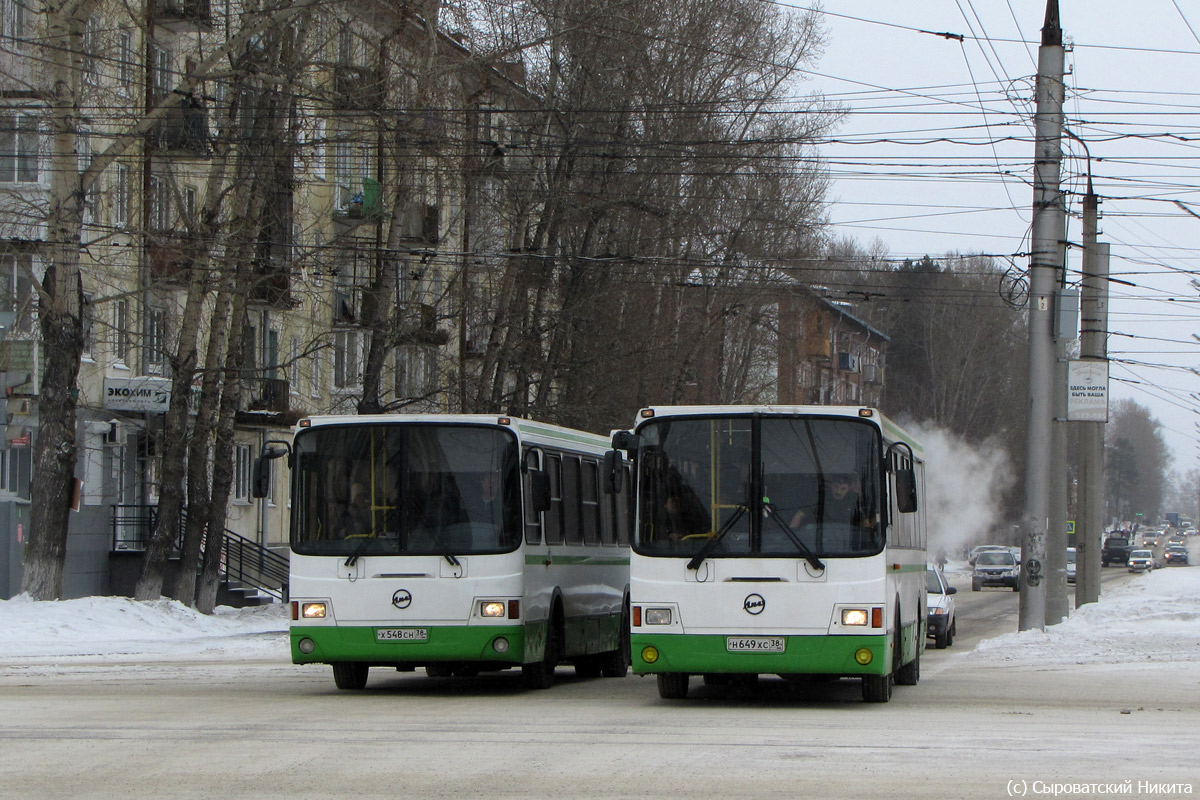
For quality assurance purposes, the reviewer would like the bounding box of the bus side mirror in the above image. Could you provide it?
[603,450,623,494]
[252,440,292,499]
[529,470,552,513]
[251,457,271,499]
[895,468,918,513]
[611,430,639,454]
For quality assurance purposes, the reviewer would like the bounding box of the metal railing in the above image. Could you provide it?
[111,504,288,601]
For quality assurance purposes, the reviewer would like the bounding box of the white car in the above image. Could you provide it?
[926,565,957,649]
[1066,547,1076,584]
[1128,549,1154,573]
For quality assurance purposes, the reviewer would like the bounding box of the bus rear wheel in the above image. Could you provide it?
[332,662,369,690]
[657,672,689,699]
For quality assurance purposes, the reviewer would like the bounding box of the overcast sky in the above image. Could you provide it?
[801,1,1200,472]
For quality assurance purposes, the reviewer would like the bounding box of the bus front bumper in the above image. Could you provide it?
[631,632,889,676]
[291,624,525,666]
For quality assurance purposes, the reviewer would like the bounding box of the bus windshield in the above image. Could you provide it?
[291,423,522,557]
[634,415,883,559]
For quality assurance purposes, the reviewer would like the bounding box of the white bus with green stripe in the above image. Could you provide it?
[277,414,631,690]
[610,406,926,702]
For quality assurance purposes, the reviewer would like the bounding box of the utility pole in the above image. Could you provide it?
[1077,184,1107,607]
[1020,0,1066,631]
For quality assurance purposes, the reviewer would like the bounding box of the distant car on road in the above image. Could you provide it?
[1165,546,1189,565]
[1102,535,1133,567]
[1128,549,1154,573]
[973,550,1020,591]
[1166,536,1186,549]
[968,545,1010,566]
[926,565,957,649]
[1066,547,1076,584]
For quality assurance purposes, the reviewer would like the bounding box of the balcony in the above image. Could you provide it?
[244,376,289,413]
[147,234,193,285]
[332,65,384,112]
[153,0,212,33]
[150,96,211,157]
[333,178,382,230]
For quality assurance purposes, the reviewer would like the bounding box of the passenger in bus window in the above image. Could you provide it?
[343,482,372,537]
[664,490,708,541]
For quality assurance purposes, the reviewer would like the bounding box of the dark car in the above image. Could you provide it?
[1165,546,1189,565]
[1102,536,1132,567]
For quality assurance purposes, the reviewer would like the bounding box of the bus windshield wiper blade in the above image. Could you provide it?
[343,534,375,567]
[763,502,825,572]
[687,503,748,571]
[443,552,461,567]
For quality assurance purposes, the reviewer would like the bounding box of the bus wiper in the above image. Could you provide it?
[762,502,825,572]
[443,552,461,567]
[343,534,375,568]
[687,503,748,571]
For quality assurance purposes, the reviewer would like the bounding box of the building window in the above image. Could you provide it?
[0,251,33,332]
[233,444,251,502]
[113,298,128,364]
[332,329,359,390]
[81,293,95,358]
[1,0,28,49]
[310,344,323,398]
[146,306,166,374]
[153,45,172,103]
[396,345,435,399]
[117,29,133,94]
[0,113,38,183]
[113,163,129,227]
[289,336,300,396]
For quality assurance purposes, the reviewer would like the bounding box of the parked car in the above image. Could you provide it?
[1127,549,1154,573]
[926,565,957,649]
[968,545,1010,566]
[1165,546,1189,565]
[973,549,1020,591]
[1066,547,1077,584]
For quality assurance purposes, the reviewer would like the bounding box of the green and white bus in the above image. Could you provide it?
[265,414,631,690]
[610,405,926,702]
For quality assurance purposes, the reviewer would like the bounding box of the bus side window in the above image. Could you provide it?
[545,454,564,545]
[563,456,583,545]
[524,449,544,545]
[582,459,601,544]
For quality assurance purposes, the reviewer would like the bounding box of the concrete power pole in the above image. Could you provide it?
[1077,186,1108,607]
[1020,0,1067,632]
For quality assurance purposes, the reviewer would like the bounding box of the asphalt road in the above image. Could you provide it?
[0,566,1195,800]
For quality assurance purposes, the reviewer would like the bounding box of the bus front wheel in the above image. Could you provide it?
[523,619,561,690]
[657,672,689,699]
[332,662,369,690]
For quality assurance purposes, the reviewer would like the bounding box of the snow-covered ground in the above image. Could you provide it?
[1,565,1198,666]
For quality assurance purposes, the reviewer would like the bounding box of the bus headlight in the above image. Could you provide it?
[492,637,510,654]
[644,608,672,625]
[854,648,873,665]
[841,608,869,626]
[301,602,327,619]
[481,601,506,618]
[641,646,660,664]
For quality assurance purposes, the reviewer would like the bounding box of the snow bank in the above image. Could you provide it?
[969,567,1200,666]
[0,594,288,660]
